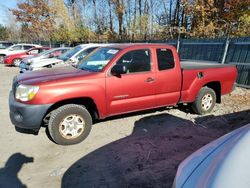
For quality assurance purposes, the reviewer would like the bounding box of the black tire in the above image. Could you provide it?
[48,104,92,145]
[191,87,216,115]
[12,58,21,67]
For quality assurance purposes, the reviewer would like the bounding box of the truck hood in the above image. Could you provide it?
[16,66,94,85]
[175,123,250,188]
[30,58,63,68]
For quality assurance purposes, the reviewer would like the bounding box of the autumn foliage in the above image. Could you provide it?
[4,0,249,43]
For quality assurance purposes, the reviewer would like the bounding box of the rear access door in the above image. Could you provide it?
[154,47,182,106]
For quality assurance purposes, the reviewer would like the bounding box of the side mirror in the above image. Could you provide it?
[49,54,54,58]
[111,64,127,76]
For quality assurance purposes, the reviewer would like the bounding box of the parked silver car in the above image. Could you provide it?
[173,123,250,188]
[19,47,71,72]
[28,43,108,71]
[22,47,71,65]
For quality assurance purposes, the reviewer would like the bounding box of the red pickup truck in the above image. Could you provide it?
[9,44,237,145]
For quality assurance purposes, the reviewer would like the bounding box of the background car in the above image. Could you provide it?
[173,123,250,188]
[28,43,108,71]
[0,41,13,49]
[19,47,71,72]
[0,43,42,63]
[4,47,50,66]
[21,47,71,65]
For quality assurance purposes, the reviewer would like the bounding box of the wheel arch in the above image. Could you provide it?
[43,97,99,124]
[204,81,221,103]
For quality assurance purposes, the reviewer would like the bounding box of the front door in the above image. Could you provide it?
[106,49,156,115]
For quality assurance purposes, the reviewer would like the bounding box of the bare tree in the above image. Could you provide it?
[111,0,125,39]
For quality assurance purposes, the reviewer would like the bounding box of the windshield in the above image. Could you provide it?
[77,47,120,72]
[58,46,83,61]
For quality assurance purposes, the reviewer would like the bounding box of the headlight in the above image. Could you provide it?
[15,84,39,101]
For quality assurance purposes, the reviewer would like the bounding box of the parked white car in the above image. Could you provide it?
[0,43,42,63]
[173,123,250,188]
[29,43,108,71]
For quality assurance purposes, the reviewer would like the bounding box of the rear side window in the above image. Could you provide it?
[156,49,175,70]
[116,49,151,73]
[23,45,34,50]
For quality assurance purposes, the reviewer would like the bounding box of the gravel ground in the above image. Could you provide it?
[0,64,249,188]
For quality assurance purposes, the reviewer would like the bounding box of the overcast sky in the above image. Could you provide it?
[0,0,17,25]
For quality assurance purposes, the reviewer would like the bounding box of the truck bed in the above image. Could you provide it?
[180,60,235,70]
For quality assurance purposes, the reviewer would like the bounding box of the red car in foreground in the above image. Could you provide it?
[9,44,237,145]
[4,47,50,66]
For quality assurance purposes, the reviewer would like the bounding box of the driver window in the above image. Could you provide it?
[11,45,22,50]
[116,49,151,73]
[76,47,97,60]
[76,50,88,59]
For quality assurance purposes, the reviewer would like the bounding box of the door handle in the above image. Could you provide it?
[145,77,155,83]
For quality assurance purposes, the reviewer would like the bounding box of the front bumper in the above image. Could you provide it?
[4,58,12,65]
[9,91,52,131]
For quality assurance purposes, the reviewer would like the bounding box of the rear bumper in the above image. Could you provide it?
[9,91,52,131]
[232,82,236,92]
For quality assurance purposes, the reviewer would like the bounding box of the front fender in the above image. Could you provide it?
[29,81,107,118]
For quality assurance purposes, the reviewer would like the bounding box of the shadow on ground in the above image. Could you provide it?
[0,153,33,188]
[62,110,250,188]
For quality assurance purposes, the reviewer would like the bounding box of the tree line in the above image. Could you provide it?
[0,0,249,43]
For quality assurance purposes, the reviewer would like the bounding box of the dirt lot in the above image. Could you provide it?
[0,64,249,188]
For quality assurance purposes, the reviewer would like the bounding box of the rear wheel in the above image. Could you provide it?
[13,58,21,67]
[48,104,92,145]
[191,87,216,115]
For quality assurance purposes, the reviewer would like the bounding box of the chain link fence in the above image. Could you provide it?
[15,37,250,88]
[176,37,250,88]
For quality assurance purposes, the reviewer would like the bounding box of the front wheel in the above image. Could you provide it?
[48,104,92,145]
[13,58,21,67]
[191,87,216,115]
